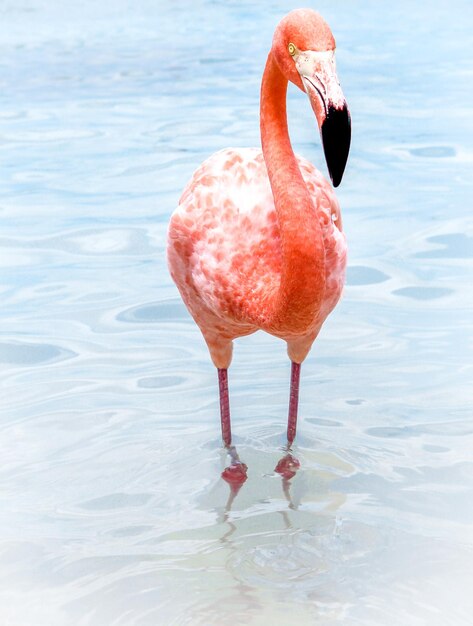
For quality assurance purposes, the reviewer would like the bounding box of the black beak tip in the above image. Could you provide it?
[321,103,351,188]
[332,175,342,189]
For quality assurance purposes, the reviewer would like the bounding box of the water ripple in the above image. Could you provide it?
[0,341,76,366]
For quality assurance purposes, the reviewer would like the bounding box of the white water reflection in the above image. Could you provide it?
[1,0,472,625]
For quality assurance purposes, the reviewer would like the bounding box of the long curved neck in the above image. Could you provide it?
[260,52,325,332]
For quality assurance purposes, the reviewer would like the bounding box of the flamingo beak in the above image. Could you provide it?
[320,102,351,187]
[296,51,351,187]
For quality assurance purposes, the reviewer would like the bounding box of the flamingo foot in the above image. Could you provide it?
[275,453,300,480]
[287,361,301,443]
[221,462,248,485]
[221,445,247,490]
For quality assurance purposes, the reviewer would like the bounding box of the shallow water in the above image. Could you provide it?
[1,1,472,624]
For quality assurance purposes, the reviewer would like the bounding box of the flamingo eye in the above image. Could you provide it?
[288,42,297,56]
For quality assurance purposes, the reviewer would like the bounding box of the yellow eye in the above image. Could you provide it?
[288,42,297,56]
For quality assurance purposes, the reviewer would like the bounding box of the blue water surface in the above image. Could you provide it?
[1,1,472,624]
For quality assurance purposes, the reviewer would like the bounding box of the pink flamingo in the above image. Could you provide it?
[167,9,351,451]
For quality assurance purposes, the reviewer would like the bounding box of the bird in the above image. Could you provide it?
[167,9,351,449]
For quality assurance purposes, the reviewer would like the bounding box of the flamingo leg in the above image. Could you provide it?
[218,368,232,447]
[287,361,301,444]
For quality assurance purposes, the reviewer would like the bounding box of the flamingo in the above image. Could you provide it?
[167,9,351,453]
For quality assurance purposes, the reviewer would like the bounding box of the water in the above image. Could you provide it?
[1,1,472,624]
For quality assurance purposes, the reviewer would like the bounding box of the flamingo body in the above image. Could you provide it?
[168,147,347,367]
[166,9,351,446]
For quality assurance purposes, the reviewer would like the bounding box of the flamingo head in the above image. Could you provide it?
[272,9,351,187]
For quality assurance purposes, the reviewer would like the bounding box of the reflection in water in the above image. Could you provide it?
[215,445,357,626]
[220,445,248,531]
[220,445,301,525]
[275,449,301,530]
